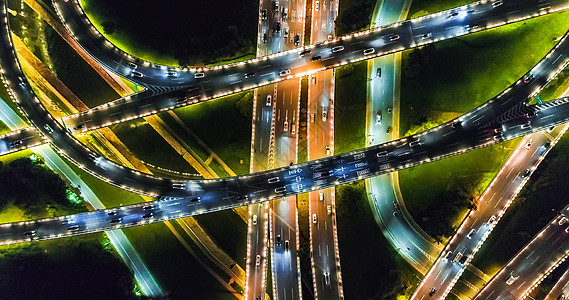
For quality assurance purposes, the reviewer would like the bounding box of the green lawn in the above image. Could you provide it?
[334,62,368,154]
[167,92,253,176]
[335,0,376,36]
[80,0,258,66]
[110,120,199,174]
[471,134,569,275]
[399,10,569,240]
[400,11,569,135]
[194,210,248,269]
[336,181,420,299]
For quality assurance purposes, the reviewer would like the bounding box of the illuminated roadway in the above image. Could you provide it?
[474,205,569,299]
[2,0,569,251]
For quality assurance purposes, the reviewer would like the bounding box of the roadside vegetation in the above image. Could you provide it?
[334,62,368,154]
[335,0,376,36]
[336,181,420,298]
[399,10,569,241]
[0,156,135,298]
[81,0,258,66]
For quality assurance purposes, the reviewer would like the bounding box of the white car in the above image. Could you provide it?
[322,110,327,121]
[319,192,324,200]
[279,69,291,76]
[256,255,261,266]
[310,113,315,122]
[253,215,257,225]
[266,95,272,106]
[326,146,330,156]
[312,213,317,224]
[283,120,289,132]
[526,139,533,150]
[327,205,331,215]
[376,110,382,124]
[315,0,319,11]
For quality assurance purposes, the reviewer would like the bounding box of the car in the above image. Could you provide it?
[245,72,256,78]
[190,196,201,203]
[467,9,475,14]
[263,33,268,43]
[493,134,503,141]
[393,211,399,217]
[506,275,519,285]
[279,69,291,76]
[324,272,331,285]
[262,9,267,20]
[283,27,289,38]
[75,123,86,130]
[409,140,421,147]
[311,55,322,61]
[276,234,282,245]
[143,205,154,210]
[23,230,36,237]
[451,121,461,128]
[319,192,324,200]
[521,169,531,178]
[283,120,289,132]
[386,126,392,134]
[310,113,315,122]
[327,34,333,40]
[43,124,53,134]
[467,228,476,239]
[444,250,452,260]
[547,126,555,133]
[313,214,317,224]
[142,212,154,219]
[524,74,533,84]
[284,240,289,251]
[389,34,400,41]
[559,216,568,226]
[488,215,497,225]
[322,110,327,121]
[422,32,432,39]
[194,72,205,79]
[128,62,137,69]
[291,124,296,135]
[282,7,288,18]
[452,252,463,263]
[266,95,272,106]
[429,288,436,297]
[256,254,261,266]
[376,67,382,78]
[312,75,317,85]
[110,218,122,224]
[327,205,331,215]
[172,183,185,189]
[526,139,533,150]
[294,34,300,46]
[315,0,319,11]
[376,110,382,124]
[268,177,280,184]
[492,0,503,8]
[363,48,375,55]
[326,146,330,156]
[273,1,279,11]
[275,22,281,33]
[67,225,80,231]
[132,71,144,78]
[167,71,178,77]
[448,11,459,18]
[565,226,569,233]
[331,46,344,53]
[107,211,117,216]
[252,214,257,225]
[521,121,531,130]
[300,49,311,56]
[10,140,23,147]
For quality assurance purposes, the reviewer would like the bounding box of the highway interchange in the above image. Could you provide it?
[2,0,569,299]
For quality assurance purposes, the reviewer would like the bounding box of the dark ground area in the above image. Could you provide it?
[82,0,258,66]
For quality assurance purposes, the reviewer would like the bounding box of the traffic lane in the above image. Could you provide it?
[246,203,268,300]
[475,208,569,299]
[53,0,563,91]
[545,264,569,299]
[252,85,276,170]
[0,127,45,156]
[413,130,554,298]
[3,98,569,244]
[272,196,300,300]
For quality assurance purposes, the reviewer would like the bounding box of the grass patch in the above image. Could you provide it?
[80,0,258,66]
[336,181,420,299]
[168,92,253,176]
[400,11,569,135]
[334,62,368,154]
[194,210,248,269]
[335,0,375,36]
[400,140,520,240]
[123,222,236,300]
[472,134,569,274]
[407,0,475,19]
[110,120,198,174]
